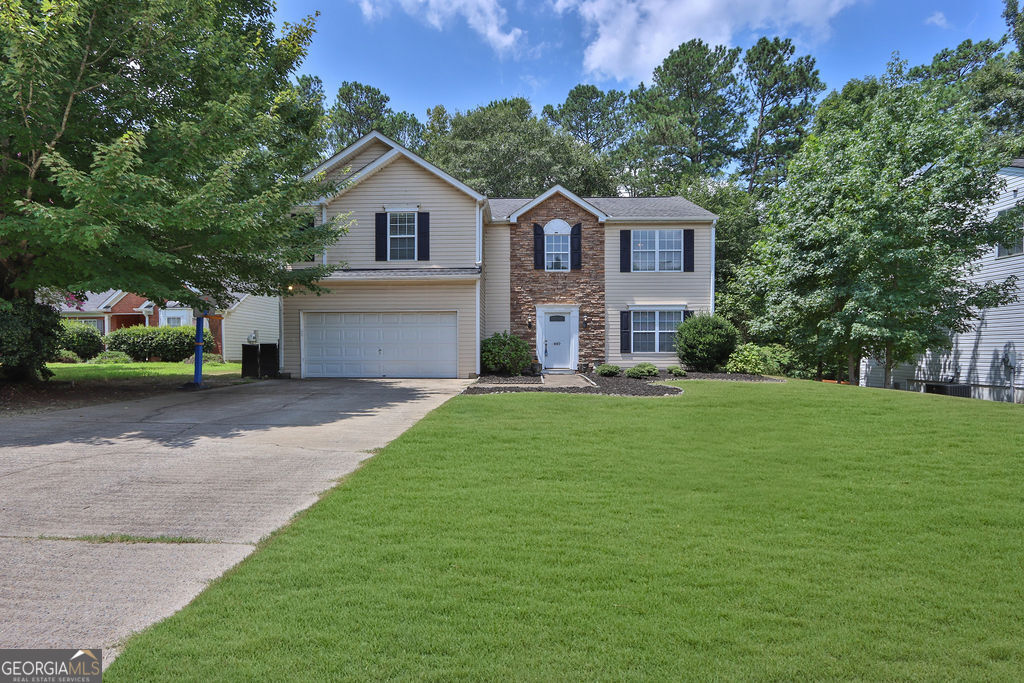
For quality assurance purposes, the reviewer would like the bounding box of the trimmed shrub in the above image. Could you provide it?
[725,343,798,376]
[595,363,621,377]
[88,350,133,364]
[104,325,156,361]
[58,321,104,360]
[480,331,532,375]
[666,365,687,377]
[625,362,659,379]
[674,313,739,372]
[0,299,61,380]
[54,349,83,363]
[152,326,198,362]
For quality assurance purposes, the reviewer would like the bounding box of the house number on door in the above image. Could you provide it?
[552,342,561,346]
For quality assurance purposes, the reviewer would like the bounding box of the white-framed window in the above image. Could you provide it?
[996,210,1024,257]
[77,318,104,333]
[632,309,684,353]
[545,233,570,271]
[388,211,417,261]
[166,316,183,327]
[632,229,682,272]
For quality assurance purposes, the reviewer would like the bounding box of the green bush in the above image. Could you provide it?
[104,325,156,361]
[595,363,621,377]
[58,321,104,360]
[666,365,687,377]
[88,350,133,364]
[675,313,739,372]
[725,343,797,376]
[180,352,225,365]
[152,326,199,362]
[54,349,83,363]
[0,299,61,380]
[480,331,532,375]
[625,362,659,379]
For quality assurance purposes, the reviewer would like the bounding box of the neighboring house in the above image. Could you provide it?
[860,159,1024,401]
[284,131,717,379]
[59,290,280,362]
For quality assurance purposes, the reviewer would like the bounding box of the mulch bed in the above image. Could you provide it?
[475,375,543,384]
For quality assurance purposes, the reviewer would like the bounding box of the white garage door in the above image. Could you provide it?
[303,312,458,378]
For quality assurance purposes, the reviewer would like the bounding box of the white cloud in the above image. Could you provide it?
[924,11,949,29]
[552,0,863,83]
[355,0,524,55]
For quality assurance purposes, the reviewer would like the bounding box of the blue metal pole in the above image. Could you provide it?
[193,311,205,386]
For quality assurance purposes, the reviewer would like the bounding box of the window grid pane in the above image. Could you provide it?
[631,229,683,271]
[632,230,656,271]
[631,310,684,353]
[546,234,570,271]
[389,212,416,236]
[388,212,416,260]
[390,236,415,260]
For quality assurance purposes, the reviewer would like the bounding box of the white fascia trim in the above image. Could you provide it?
[303,130,393,180]
[710,218,717,315]
[325,149,401,200]
[626,303,689,310]
[475,279,481,376]
[384,205,420,212]
[509,185,609,223]
[475,201,483,264]
[604,216,718,224]
[98,290,126,310]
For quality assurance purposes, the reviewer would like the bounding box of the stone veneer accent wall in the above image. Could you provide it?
[509,194,606,367]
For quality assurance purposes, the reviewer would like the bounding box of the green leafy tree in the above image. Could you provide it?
[739,37,824,194]
[326,81,423,153]
[0,0,346,379]
[542,84,629,156]
[746,62,1023,387]
[422,98,614,197]
[632,40,747,186]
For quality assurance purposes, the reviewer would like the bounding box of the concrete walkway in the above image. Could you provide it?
[0,378,469,656]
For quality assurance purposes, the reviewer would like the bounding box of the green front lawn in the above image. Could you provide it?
[47,361,241,381]
[107,381,1024,680]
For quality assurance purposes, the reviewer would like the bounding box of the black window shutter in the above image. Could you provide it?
[620,311,631,354]
[375,213,387,261]
[683,229,695,272]
[417,212,430,261]
[570,223,582,270]
[619,230,631,272]
[533,224,544,270]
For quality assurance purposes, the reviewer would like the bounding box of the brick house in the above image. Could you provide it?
[282,131,717,378]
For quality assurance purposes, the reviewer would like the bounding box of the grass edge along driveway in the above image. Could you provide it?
[107,380,1024,680]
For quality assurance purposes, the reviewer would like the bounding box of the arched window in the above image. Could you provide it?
[544,219,571,271]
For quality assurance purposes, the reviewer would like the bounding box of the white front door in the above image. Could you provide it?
[542,312,573,369]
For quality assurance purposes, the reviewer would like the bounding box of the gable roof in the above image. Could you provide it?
[305,131,485,202]
[488,194,717,223]
[507,185,610,223]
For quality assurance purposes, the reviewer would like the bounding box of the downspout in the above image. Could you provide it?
[321,202,328,266]
[709,218,718,315]
[475,279,481,377]
[476,200,483,265]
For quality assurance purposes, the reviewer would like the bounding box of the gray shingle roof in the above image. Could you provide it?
[1011,159,1024,168]
[58,289,117,313]
[487,195,716,221]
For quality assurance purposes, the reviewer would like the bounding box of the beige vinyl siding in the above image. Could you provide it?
[323,139,390,184]
[482,224,511,336]
[221,295,280,361]
[322,156,479,269]
[604,222,714,367]
[861,166,1024,401]
[281,281,478,378]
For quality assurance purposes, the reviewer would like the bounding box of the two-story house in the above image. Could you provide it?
[860,159,1024,401]
[283,132,717,379]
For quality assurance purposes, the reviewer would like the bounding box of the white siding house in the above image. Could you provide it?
[861,160,1024,401]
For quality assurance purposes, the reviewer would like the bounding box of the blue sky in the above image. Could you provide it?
[274,0,1011,119]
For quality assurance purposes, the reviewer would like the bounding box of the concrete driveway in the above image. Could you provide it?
[0,378,469,655]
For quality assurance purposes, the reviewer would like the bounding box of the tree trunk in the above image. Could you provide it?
[847,350,859,385]
[883,342,894,389]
